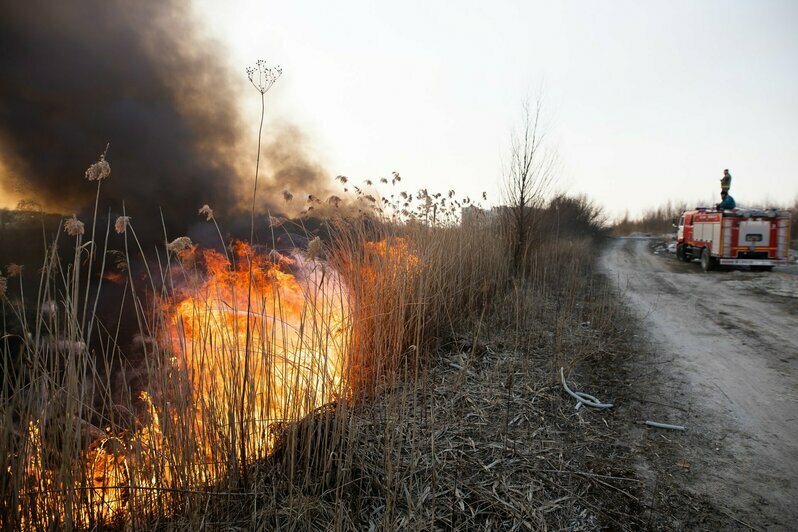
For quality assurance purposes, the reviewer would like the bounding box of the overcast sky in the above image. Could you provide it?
[195,0,797,219]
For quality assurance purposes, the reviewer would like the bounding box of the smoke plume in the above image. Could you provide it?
[0,0,331,236]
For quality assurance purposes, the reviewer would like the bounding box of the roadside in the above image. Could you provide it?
[599,236,798,530]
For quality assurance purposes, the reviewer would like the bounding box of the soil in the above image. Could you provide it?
[599,236,798,530]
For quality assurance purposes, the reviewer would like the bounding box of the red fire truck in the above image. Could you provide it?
[675,207,791,271]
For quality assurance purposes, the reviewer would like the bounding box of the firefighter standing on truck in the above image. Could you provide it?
[716,168,735,210]
[720,168,732,194]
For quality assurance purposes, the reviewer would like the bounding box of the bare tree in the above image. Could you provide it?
[502,96,557,276]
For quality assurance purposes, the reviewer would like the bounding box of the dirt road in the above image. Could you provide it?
[601,237,798,529]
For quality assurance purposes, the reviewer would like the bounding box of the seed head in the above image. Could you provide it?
[336,175,348,184]
[306,237,322,260]
[198,204,214,221]
[64,215,85,236]
[327,195,342,208]
[85,144,111,181]
[6,263,23,277]
[114,216,131,234]
[246,60,282,94]
[282,189,293,202]
[167,236,193,253]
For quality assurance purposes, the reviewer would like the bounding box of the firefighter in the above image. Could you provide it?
[720,169,732,194]
[716,190,736,210]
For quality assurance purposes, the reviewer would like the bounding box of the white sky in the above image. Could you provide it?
[194,0,798,220]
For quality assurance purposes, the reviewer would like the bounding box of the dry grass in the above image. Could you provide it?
[173,243,645,531]
[0,159,619,530]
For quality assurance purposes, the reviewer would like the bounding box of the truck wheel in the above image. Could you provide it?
[676,244,686,262]
[700,248,715,272]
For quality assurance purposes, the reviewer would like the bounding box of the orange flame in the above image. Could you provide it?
[16,238,425,528]
[165,241,350,455]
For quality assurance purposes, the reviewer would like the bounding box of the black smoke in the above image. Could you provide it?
[0,0,267,237]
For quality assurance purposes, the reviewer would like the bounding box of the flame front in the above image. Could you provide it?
[167,242,350,456]
[15,241,360,528]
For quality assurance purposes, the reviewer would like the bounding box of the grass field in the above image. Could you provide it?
[0,166,622,530]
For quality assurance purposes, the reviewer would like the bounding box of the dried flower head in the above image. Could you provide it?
[198,204,214,221]
[306,236,322,260]
[380,177,388,184]
[0,276,6,298]
[308,194,320,204]
[167,236,193,253]
[336,175,348,184]
[246,60,282,94]
[392,171,401,184]
[365,179,373,186]
[6,263,23,277]
[327,195,342,208]
[85,144,111,181]
[64,215,85,236]
[282,189,293,202]
[114,216,131,234]
[364,194,376,203]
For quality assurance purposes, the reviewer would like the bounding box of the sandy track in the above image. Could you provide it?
[601,237,798,528]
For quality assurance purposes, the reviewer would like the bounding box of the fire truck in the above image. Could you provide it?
[675,207,791,272]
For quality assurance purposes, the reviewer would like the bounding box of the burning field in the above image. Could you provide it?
[0,2,646,529]
[1,170,651,529]
[0,170,426,519]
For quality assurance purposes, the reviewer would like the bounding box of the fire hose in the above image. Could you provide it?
[559,367,613,410]
[560,367,688,430]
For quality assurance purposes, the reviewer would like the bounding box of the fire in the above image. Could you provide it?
[165,241,350,456]
[362,237,420,278]
[14,240,352,529]
[13,238,425,528]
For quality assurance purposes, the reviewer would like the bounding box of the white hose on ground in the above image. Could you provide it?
[642,420,686,431]
[560,367,613,410]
